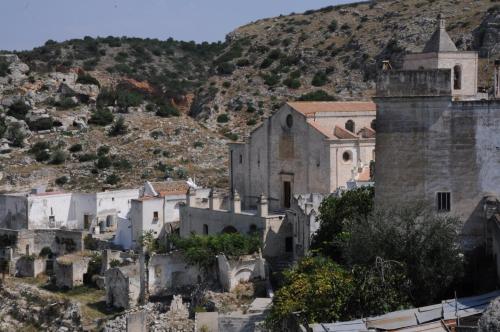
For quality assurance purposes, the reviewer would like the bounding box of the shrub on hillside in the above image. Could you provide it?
[28,117,54,131]
[88,108,114,126]
[7,100,31,120]
[297,90,337,101]
[54,97,78,110]
[96,155,112,169]
[217,114,229,123]
[108,116,128,136]
[311,71,329,86]
[328,19,339,32]
[78,153,97,162]
[69,143,83,153]
[0,58,11,77]
[105,173,120,185]
[49,150,67,165]
[156,103,179,117]
[97,145,110,156]
[76,73,100,87]
[55,176,68,186]
[216,62,235,75]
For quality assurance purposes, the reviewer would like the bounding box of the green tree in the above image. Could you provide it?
[266,256,353,328]
[88,108,114,126]
[344,203,464,306]
[311,187,374,261]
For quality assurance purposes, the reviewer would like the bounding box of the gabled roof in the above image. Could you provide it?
[422,18,457,53]
[287,101,376,116]
[334,126,357,139]
[143,181,189,197]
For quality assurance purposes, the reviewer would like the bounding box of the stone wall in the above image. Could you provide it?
[54,256,90,288]
[105,264,141,309]
[376,69,452,97]
[148,252,202,296]
[15,256,45,277]
[217,254,266,291]
[374,88,500,247]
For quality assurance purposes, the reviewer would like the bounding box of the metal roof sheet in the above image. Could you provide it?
[395,321,447,332]
[442,290,500,320]
[311,319,368,332]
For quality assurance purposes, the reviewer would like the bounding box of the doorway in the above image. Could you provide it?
[283,181,291,208]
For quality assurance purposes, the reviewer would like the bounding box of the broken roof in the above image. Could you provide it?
[144,180,189,197]
[287,101,376,116]
[310,290,500,332]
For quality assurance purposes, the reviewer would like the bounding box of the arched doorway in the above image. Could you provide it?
[221,226,238,234]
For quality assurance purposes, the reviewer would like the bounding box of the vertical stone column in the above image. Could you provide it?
[495,60,500,99]
[258,193,268,217]
[231,190,241,214]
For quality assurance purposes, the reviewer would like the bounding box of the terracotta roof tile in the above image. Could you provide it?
[356,166,372,182]
[358,126,376,139]
[334,126,358,139]
[150,181,189,197]
[287,101,376,116]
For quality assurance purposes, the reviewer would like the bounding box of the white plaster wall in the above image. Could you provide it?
[27,194,73,229]
[114,217,132,250]
[130,200,143,247]
[96,189,139,219]
[310,111,375,134]
[164,195,185,223]
[141,199,164,237]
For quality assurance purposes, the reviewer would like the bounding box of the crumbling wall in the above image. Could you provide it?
[105,266,141,309]
[217,254,266,291]
[0,195,27,230]
[54,257,90,288]
[148,252,202,296]
[16,256,45,277]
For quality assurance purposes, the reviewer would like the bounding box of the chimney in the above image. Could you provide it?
[186,187,196,207]
[495,59,500,99]
[257,193,268,217]
[209,188,221,210]
[231,190,241,214]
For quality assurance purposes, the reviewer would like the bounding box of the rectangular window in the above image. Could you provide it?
[437,192,451,212]
[283,181,291,209]
[153,211,159,222]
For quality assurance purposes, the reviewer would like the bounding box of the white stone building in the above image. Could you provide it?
[0,186,139,231]
[229,101,376,211]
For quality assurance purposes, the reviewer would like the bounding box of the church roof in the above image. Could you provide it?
[422,19,457,53]
[287,101,376,116]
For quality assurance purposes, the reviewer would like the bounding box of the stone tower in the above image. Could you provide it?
[403,15,478,100]
[374,18,500,249]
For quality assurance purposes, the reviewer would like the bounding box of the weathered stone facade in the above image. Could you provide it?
[54,253,91,288]
[229,102,375,211]
[105,263,142,309]
[374,18,500,248]
[216,253,266,292]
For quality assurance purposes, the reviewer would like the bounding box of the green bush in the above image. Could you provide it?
[113,158,132,170]
[97,145,110,156]
[35,150,51,162]
[29,141,51,155]
[193,141,204,148]
[217,114,229,123]
[78,153,97,162]
[69,143,83,153]
[246,119,257,126]
[297,90,337,101]
[88,108,114,126]
[55,176,68,186]
[283,78,301,89]
[216,62,236,75]
[7,100,31,120]
[171,233,261,270]
[105,173,120,185]
[96,155,112,169]
[328,19,339,32]
[260,57,274,69]
[263,73,280,86]
[8,124,26,147]
[224,132,239,141]
[156,103,179,117]
[236,58,250,67]
[28,117,54,131]
[108,116,128,136]
[311,71,329,86]
[76,73,100,87]
[0,58,11,77]
[50,150,67,164]
[116,89,143,109]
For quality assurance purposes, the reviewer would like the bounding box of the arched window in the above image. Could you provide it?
[370,119,376,131]
[453,65,462,90]
[203,224,208,235]
[345,120,355,133]
[221,226,238,234]
[342,150,352,163]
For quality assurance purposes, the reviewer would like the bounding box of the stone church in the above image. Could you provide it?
[375,16,500,248]
[229,101,376,211]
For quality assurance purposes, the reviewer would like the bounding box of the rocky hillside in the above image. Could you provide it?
[0,0,499,192]
[194,0,500,136]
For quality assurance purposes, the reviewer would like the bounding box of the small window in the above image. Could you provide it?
[342,150,352,162]
[153,211,159,222]
[239,154,243,164]
[203,224,208,235]
[437,192,451,212]
[453,65,462,90]
[345,120,355,133]
[286,114,293,128]
[371,119,376,131]
[285,237,293,253]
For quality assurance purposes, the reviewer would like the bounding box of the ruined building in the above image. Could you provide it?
[374,16,500,248]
